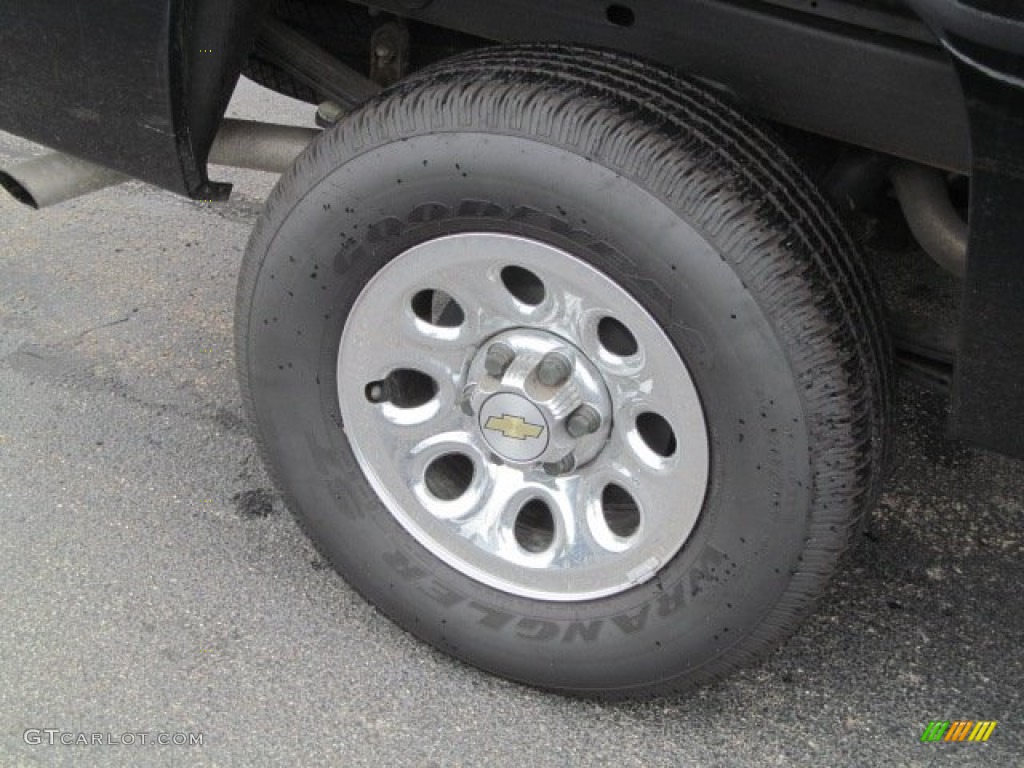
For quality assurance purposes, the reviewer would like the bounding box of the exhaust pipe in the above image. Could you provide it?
[0,118,320,210]
[0,152,128,210]
[890,163,968,279]
[208,118,319,174]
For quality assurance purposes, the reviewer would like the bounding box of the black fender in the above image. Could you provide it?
[0,0,269,200]
[907,0,1024,457]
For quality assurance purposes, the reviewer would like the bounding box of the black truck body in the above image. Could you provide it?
[1,0,1022,454]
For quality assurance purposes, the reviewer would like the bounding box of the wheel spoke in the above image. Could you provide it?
[357,314,470,378]
[545,480,588,565]
[397,431,486,520]
[455,466,527,551]
[429,262,544,343]
[378,405,469,454]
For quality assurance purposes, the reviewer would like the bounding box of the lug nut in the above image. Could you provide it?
[542,453,575,476]
[566,404,601,438]
[484,342,516,378]
[537,351,573,387]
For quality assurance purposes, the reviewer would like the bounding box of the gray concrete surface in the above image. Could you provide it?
[0,78,1020,767]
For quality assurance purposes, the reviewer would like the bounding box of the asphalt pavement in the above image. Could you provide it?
[0,78,1020,767]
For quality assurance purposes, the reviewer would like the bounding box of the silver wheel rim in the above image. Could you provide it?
[338,233,709,601]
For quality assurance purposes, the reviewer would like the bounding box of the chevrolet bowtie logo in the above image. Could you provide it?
[484,414,545,440]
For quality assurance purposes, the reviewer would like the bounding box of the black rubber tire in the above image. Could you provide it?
[236,45,892,698]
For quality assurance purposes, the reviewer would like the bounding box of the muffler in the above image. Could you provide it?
[0,118,320,210]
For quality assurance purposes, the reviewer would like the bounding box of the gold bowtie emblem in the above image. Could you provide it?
[485,414,545,440]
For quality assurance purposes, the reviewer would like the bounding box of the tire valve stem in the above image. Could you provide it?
[365,381,388,403]
[566,404,601,438]
[484,342,516,378]
[537,351,573,387]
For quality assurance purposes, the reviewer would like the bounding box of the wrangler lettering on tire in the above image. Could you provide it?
[236,44,891,697]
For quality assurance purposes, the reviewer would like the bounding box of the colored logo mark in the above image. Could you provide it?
[920,720,997,742]
[484,414,544,440]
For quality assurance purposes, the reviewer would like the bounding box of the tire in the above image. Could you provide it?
[236,45,892,698]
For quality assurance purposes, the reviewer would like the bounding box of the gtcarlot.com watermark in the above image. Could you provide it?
[24,729,204,747]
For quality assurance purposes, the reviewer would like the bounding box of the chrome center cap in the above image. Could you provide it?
[478,393,550,461]
[465,328,613,472]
